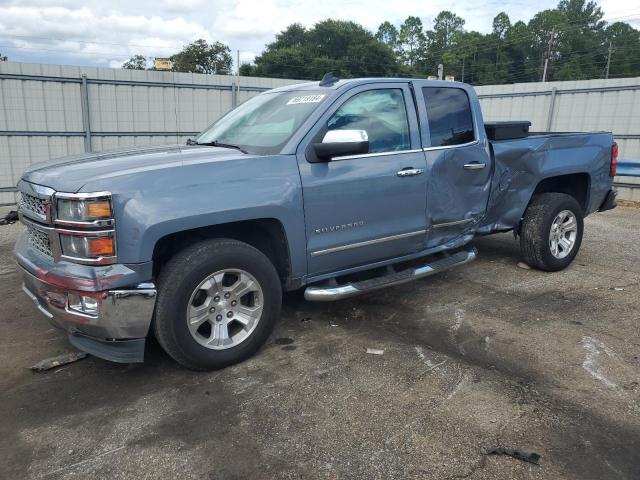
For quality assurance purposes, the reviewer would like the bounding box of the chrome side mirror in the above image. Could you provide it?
[313,129,369,161]
[322,129,368,144]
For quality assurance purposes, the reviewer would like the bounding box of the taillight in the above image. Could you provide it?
[610,142,618,177]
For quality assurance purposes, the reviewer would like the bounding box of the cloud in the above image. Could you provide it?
[162,0,209,14]
[0,4,211,64]
[0,0,637,68]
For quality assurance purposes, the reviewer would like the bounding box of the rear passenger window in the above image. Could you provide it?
[422,87,475,147]
[327,89,410,154]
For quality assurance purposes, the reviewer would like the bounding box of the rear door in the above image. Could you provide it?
[413,84,493,248]
[297,83,427,276]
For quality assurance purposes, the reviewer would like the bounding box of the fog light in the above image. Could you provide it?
[68,292,99,316]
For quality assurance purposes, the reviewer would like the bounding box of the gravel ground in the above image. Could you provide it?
[0,206,638,479]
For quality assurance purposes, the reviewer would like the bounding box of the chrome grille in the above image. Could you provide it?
[25,224,53,259]
[18,192,48,220]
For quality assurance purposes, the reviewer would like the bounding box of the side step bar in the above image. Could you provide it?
[304,247,477,302]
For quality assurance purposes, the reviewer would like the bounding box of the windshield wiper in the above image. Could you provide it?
[187,139,248,154]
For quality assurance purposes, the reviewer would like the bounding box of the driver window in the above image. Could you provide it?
[327,89,410,154]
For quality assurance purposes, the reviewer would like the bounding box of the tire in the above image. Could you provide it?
[154,238,282,370]
[519,193,584,272]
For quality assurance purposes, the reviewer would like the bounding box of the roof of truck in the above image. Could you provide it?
[269,77,470,93]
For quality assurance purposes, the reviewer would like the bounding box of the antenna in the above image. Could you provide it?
[319,72,339,87]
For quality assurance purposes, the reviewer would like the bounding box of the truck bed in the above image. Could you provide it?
[477,130,614,233]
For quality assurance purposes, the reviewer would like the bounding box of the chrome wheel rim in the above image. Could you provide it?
[186,269,263,350]
[549,210,578,259]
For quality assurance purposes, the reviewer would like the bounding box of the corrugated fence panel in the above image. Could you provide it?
[475,77,640,162]
[476,77,640,201]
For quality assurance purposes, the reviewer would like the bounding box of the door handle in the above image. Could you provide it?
[397,168,424,177]
[463,162,486,170]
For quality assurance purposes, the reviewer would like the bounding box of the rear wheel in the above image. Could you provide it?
[154,238,282,370]
[519,193,584,271]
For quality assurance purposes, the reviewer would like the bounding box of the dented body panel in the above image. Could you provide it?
[479,132,613,233]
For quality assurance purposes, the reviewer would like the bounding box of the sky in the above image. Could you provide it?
[0,0,638,70]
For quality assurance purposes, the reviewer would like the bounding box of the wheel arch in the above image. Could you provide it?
[515,172,591,235]
[531,172,591,212]
[152,218,292,286]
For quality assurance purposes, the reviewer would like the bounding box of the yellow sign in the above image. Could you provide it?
[154,58,173,71]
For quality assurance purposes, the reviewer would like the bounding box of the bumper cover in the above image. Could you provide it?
[20,265,156,363]
[599,187,618,212]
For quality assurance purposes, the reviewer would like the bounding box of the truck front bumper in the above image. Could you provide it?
[20,265,156,362]
[15,227,157,363]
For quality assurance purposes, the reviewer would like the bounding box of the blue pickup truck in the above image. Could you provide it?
[14,76,618,370]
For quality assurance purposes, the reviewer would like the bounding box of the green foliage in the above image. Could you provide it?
[170,39,233,75]
[122,54,147,70]
[243,0,640,84]
[399,16,426,67]
[246,20,401,79]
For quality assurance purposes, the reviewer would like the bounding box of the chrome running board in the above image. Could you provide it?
[304,248,477,302]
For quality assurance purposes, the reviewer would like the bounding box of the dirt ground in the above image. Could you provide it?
[0,206,638,480]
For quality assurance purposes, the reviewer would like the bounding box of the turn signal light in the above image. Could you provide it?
[88,237,115,256]
[87,201,112,218]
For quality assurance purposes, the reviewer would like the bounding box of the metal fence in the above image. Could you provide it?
[475,77,640,201]
[1,61,639,204]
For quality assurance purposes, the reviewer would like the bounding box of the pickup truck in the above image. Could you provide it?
[14,76,618,370]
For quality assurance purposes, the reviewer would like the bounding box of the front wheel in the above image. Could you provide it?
[154,238,282,370]
[519,193,584,272]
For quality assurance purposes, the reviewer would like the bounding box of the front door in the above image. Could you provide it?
[414,84,493,248]
[297,84,427,277]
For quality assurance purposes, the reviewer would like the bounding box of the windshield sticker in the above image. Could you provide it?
[287,94,326,105]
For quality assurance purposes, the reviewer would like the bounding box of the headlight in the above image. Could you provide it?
[60,233,116,260]
[56,197,112,223]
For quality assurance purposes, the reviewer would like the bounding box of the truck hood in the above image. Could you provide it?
[22,144,249,192]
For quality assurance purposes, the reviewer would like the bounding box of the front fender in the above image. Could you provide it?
[84,154,307,278]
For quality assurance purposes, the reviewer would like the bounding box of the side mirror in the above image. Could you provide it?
[313,129,369,161]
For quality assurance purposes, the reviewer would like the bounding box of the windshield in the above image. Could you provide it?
[195,90,329,155]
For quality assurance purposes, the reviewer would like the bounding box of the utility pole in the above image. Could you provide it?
[605,41,613,79]
[461,58,465,83]
[542,29,556,82]
[236,49,241,97]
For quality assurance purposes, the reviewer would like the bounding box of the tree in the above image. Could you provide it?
[604,22,640,78]
[503,20,537,83]
[271,23,307,49]
[375,21,401,56]
[243,3,640,84]
[399,16,426,67]
[492,12,511,40]
[430,11,465,49]
[239,63,257,76]
[170,39,233,75]
[122,54,147,70]
[553,0,606,80]
[528,9,566,80]
[248,20,401,79]
[423,11,465,76]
